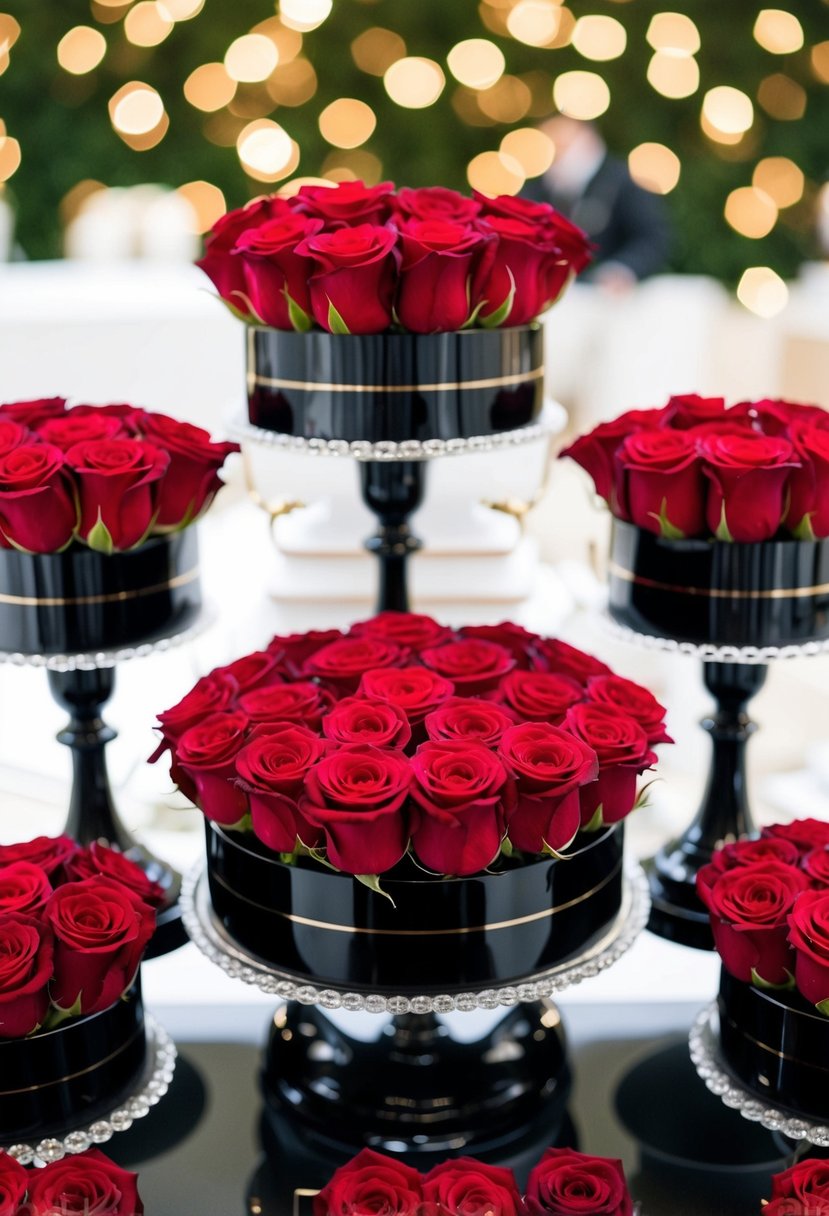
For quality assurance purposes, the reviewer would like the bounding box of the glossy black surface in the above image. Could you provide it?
[718,969,829,1119]
[608,521,829,648]
[0,983,146,1144]
[360,460,426,613]
[247,327,544,442]
[0,530,201,655]
[206,821,624,989]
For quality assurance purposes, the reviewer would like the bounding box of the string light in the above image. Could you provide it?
[183,63,236,112]
[702,86,754,135]
[237,119,297,181]
[500,127,554,177]
[646,13,700,56]
[384,57,445,108]
[506,2,563,48]
[57,27,107,74]
[571,15,626,62]
[447,39,505,90]
[158,0,204,19]
[321,149,383,183]
[279,0,332,33]
[0,13,21,51]
[812,42,829,84]
[319,98,376,149]
[737,266,788,318]
[647,52,699,98]
[553,71,610,120]
[753,10,804,55]
[351,27,406,76]
[266,59,318,106]
[0,135,21,182]
[757,73,807,120]
[467,150,525,196]
[752,156,804,208]
[176,181,226,233]
[251,17,302,64]
[109,83,165,135]
[124,3,173,48]
[725,186,778,238]
[225,35,279,84]
[477,75,532,123]
[628,143,681,193]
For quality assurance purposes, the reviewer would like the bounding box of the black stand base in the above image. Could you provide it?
[646,662,768,951]
[48,667,187,958]
[360,461,426,613]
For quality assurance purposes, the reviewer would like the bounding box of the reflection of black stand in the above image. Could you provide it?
[646,663,767,950]
[359,461,426,613]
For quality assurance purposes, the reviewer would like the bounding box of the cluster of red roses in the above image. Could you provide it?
[561,394,829,543]
[313,1147,632,1216]
[698,819,829,1015]
[761,1157,829,1215]
[0,1148,142,1216]
[153,612,670,879]
[0,836,161,1039]
[0,398,239,555]
[197,181,591,336]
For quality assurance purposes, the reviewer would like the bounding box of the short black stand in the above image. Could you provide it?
[359,461,426,613]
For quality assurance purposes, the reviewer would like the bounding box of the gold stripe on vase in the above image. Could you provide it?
[608,561,829,601]
[0,567,199,608]
[248,367,545,395]
[0,1023,144,1096]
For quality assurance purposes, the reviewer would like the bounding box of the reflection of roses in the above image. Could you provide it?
[314,1148,421,1216]
[525,1148,633,1216]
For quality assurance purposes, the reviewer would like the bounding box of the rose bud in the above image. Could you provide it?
[770,1157,829,1204]
[0,834,77,880]
[136,413,238,530]
[393,186,482,224]
[526,1148,633,1216]
[711,836,802,873]
[0,861,52,917]
[661,394,727,430]
[396,217,495,333]
[0,418,32,457]
[269,628,343,677]
[530,638,612,685]
[303,636,408,694]
[299,745,412,875]
[296,223,400,334]
[65,843,165,909]
[0,397,67,427]
[215,650,283,694]
[236,727,327,853]
[499,722,598,855]
[175,711,250,827]
[425,698,519,749]
[295,180,395,227]
[27,1148,144,1216]
[616,429,706,538]
[559,408,664,508]
[764,818,829,854]
[698,430,798,542]
[423,1159,523,1216]
[0,1150,28,1215]
[197,195,293,317]
[498,670,583,725]
[784,422,829,539]
[313,1147,421,1216]
[37,410,127,450]
[238,682,330,732]
[45,878,155,1015]
[732,396,828,437]
[69,402,148,434]
[322,697,412,751]
[151,671,240,799]
[420,638,515,696]
[789,889,829,1013]
[349,611,453,650]
[0,443,77,553]
[564,703,656,828]
[65,437,170,552]
[0,912,54,1038]
[358,667,455,729]
[409,741,510,875]
[586,674,673,746]
[459,622,539,668]
[697,859,809,987]
[234,212,325,331]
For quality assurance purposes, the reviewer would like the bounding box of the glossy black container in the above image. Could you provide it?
[0,529,201,655]
[608,520,829,648]
[206,821,624,990]
[246,326,544,442]
[718,969,829,1120]
[0,983,146,1144]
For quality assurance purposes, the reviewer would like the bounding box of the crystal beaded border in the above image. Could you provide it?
[229,403,566,463]
[0,604,216,673]
[689,1002,829,1147]
[181,861,650,1014]
[3,1015,177,1167]
[601,614,829,666]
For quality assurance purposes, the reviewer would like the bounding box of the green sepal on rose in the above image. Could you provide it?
[648,498,686,540]
[817,997,829,1017]
[751,967,796,991]
[480,268,516,330]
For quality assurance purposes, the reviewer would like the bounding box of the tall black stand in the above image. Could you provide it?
[47,667,186,958]
[359,461,426,613]
[647,661,768,949]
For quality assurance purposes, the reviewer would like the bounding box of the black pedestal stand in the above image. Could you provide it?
[359,461,427,613]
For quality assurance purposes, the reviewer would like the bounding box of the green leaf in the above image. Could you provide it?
[285,292,313,333]
[86,512,114,555]
[225,812,252,834]
[461,296,489,330]
[228,289,265,324]
[817,998,829,1017]
[648,498,686,540]
[792,513,817,541]
[304,845,339,872]
[327,297,351,334]
[541,823,580,857]
[500,836,514,858]
[751,967,795,991]
[715,502,734,542]
[43,993,84,1029]
[480,267,516,329]
[356,873,396,906]
[581,805,605,833]
[633,779,659,811]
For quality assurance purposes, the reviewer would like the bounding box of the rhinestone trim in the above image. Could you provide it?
[601,614,829,665]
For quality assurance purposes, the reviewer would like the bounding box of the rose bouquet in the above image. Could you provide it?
[0,1149,143,1215]
[152,612,671,881]
[561,394,829,542]
[312,1146,633,1216]
[197,181,591,335]
[0,836,159,1038]
[0,398,239,554]
[697,819,829,1014]
[762,1157,829,1214]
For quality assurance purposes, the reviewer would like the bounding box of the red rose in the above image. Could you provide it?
[425,697,518,748]
[474,215,568,326]
[0,443,77,553]
[27,1148,144,1215]
[0,1151,28,1216]
[37,411,127,450]
[764,819,829,854]
[0,835,77,878]
[313,1148,421,1216]
[197,195,292,317]
[475,192,591,272]
[0,419,32,456]
[175,711,250,826]
[784,422,829,539]
[236,727,327,853]
[69,402,147,434]
[322,696,412,750]
[525,1148,632,1216]
[358,666,455,725]
[295,223,400,334]
[409,741,509,875]
[269,628,343,677]
[803,847,829,886]
[764,1198,829,1216]
[459,622,538,668]
[789,888,829,1012]
[395,217,494,333]
[733,396,828,437]
[299,745,412,874]
[393,186,482,224]
[564,703,655,827]
[696,860,809,986]
[530,639,612,685]
[661,393,727,429]
[422,1159,522,1216]
[216,650,283,693]
[616,429,705,538]
[708,836,802,873]
[499,670,583,724]
[420,638,515,695]
[238,681,329,730]
[0,912,54,1038]
[155,672,240,745]
[65,437,170,552]
[0,397,67,427]
[698,431,797,541]
[64,843,165,909]
[770,1158,829,1203]
[136,412,238,529]
[295,180,395,227]
[559,408,665,507]
[586,675,672,746]
[498,722,598,854]
[0,861,52,916]
[234,212,325,330]
[304,636,408,693]
[350,611,453,650]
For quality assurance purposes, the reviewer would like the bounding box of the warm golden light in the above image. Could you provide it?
[124,3,173,48]
[384,57,445,109]
[447,39,505,89]
[571,15,626,61]
[322,149,383,184]
[725,186,778,239]
[700,112,744,146]
[646,51,699,98]
[752,156,805,208]
[0,135,21,182]
[351,27,406,76]
[279,0,332,33]
[158,0,204,18]
[757,73,807,120]
[500,127,554,177]
[183,63,236,112]
[251,17,302,64]
[506,1,563,48]
[812,42,829,84]
[117,112,169,152]
[237,119,296,181]
[0,13,21,51]
[90,2,130,24]
[225,35,279,84]
[753,9,804,54]
[737,266,788,318]
[467,150,525,197]
[266,58,318,106]
[646,12,700,56]
[477,75,532,122]
[702,86,754,135]
[278,176,331,198]
[59,179,106,225]
[553,71,610,120]
[628,142,681,194]
[319,98,376,149]
[176,180,226,233]
[57,27,107,75]
[109,83,165,135]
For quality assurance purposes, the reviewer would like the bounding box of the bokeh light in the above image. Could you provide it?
[384,57,445,108]
[251,17,302,64]
[0,135,21,182]
[279,0,332,33]
[59,180,106,226]
[628,142,681,193]
[752,157,804,208]
[571,15,626,62]
[753,10,804,55]
[237,119,296,181]
[183,63,236,112]
[266,59,318,106]
[757,73,807,120]
[477,75,532,122]
[812,42,829,84]
[553,71,610,120]
[646,12,700,55]
[225,35,279,84]
[447,39,505,89]
[318,98,376,149]
[124,3,172,48]
[725,186,778,238]
[500,127,554,177]
[322,149,383,183]
[0,13,21,51]
[506,2,564,48]
[351,27,406,76]
[159,0,204,18]
[57,27,107,75]
[647,52,699,98]
[702,86,754,135]
[176,180,226,233]
[467,150,525,196]
[737,266,788,317]
[109,83,165,135]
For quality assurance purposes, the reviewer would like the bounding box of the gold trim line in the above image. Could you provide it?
[0,567,199,608]
[721,1009,829,1074]
[609,560,829,602]
[0,1022,145,1096]
[249,367,544,394]
[210,857,622,936]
